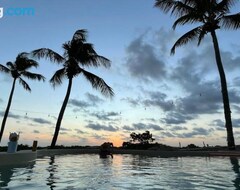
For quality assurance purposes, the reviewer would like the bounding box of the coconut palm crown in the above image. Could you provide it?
[155,0,240,149]
[31,29,114,148]
[0,52,45,142]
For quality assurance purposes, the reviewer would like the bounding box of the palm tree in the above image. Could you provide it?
[0,52,45,142]
[155,0,240,149]
[31,29,114,148]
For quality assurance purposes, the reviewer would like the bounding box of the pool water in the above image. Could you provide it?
[0,154,240,189]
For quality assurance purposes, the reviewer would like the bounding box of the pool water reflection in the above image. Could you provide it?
[0,154,240,189]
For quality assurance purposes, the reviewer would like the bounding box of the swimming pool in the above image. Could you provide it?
[0,154,239,189]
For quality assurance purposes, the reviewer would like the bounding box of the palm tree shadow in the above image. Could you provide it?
[230,157,240,190]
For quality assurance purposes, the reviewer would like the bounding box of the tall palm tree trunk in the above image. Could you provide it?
[211,30,235,150]
[0,78,17,142]
[50,78,73,148]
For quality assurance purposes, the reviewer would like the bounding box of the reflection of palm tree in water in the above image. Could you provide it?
[230,157,240,190]
[47,156,58,190]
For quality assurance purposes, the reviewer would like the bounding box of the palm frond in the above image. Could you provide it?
[218,0,238,11]
[221,13,240,29]
[171,1,195,17]
[91,55,111,68]
[21,71,45,81]
[173,13,203,29]
[72,29,88,42]
[155,0,178,13]
[15,53,39,71]
[18,77,31,92]
[155,0,194,16]
[6,62,15,70]
[71,42,111,68]
[197,28,207,46]
[81,69,114,98]
[75,42,96,63]
[79,53,111,68]
[215,0,229,13]
[17,52,29,58]
[49,68,66,88]
[62,42,71,59]
[62,40,85,59]
[171,26,202,54]
[0,64,11,74]
[31,48,65,63]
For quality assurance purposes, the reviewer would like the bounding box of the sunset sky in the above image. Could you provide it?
[0,0,240,147]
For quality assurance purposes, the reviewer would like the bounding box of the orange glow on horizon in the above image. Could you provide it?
[109,136,123,147]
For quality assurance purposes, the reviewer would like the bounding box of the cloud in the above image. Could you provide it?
[162,112,194,125]
[179,127,214,138]
[61,127,72,131]
[32,118,52,125]
[121,97,141,107]
[176,85,222,115]
[162,79,240,125]
[122,29,240,126]
[132,123,148,130]
[220,49,240,72]
[233,77,240,86]
[129,122,163,131]
[85,93,104,105]
[86,123,119,132]
[232,105,240,113]
[77,137,91,145]
[91,134,107,141]
[68,99,91,109]
[142,91,174,111]
[106,30,240,131]
[171,36,240,75]
[125,33,167,82]
[232,119,240,128]
[33,130,40,134]
[0,112,52,125]
[144,118,158,123]
[160,44,240,124]
[60,132,68,135]
[92,111,120,121]
[211,118,240,131]
[170,42,240,93]
[211,119,225,131]
[160,131,176,138]
[153,28,177,55]
[122,125,134,131]
[148,124,164,130]
[75,129,85,134]
[171,126,188,131]
[68,94,104,111]
[0,111,21,119]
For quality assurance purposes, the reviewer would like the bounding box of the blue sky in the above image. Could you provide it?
[0,0,240,147]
